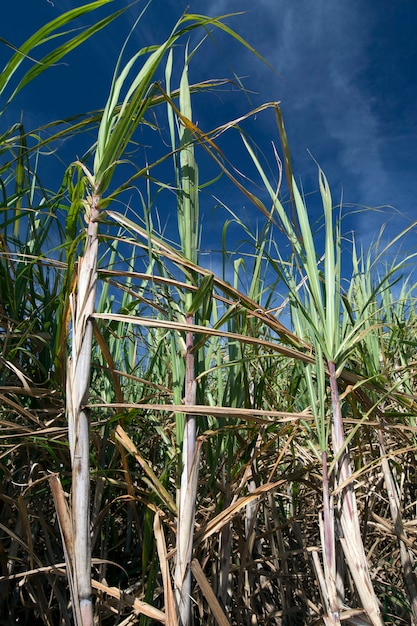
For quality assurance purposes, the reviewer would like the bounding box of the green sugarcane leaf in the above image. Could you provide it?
[8,8,128,104]
[0,0,116,103]
[187,274,214,317]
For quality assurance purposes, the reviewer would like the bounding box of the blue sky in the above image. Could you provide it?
[2,0,417,261]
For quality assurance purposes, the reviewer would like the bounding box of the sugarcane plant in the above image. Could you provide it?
[165,48,201,625]
[59,10,270,625]
[237,115,385,623]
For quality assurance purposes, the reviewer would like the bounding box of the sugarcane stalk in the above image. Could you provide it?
[328,361,383,626]
[175,315,199,625]
[168,51,201,625]
[321,449,340,623]
[67,191,100,626]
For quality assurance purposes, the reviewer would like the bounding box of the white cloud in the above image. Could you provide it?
[174,1,412,245]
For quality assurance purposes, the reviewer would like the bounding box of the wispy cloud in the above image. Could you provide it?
[167,0,415,245]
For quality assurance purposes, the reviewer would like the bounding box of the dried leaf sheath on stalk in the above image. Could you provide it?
[66,179,100,626]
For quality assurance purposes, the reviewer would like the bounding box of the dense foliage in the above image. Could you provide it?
[1,3,417,625]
